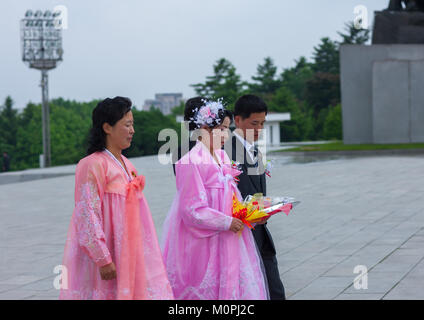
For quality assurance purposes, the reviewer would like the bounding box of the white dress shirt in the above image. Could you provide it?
[233,131,257,163]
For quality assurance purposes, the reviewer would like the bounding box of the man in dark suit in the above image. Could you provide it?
[223,94,286,300]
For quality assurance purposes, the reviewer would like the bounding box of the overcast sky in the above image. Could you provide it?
[0,0,387,110]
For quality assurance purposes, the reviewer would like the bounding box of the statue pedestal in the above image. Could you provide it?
[372,11,424,44]
[340,44,424,144]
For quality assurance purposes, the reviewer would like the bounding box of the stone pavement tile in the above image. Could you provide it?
[0,275,47,286]
[383,285,424,300]
[343,271,405,294]
[284,276,318,298]
[371,250,423,273]
[335,293,385,300]
[279,251,317,265]
[281,269,323,295]
[0,289,40,300]
[321,242,367,257]
[395,275,424,288]
[305,253,349,266]
[282,263,341,297]
[17,276,57,292]
[371,235,414,246]
[276,258,303,274]
[288,288,343,300]
[26,292,59,300]
[322,244,397,278]
[395,247,424,257]
[323,260,372,278]
[23,288,60,300]
[282,262,335,279]
[405,259,424,277]
[0,284,19,294]
[288,239,337,254]
[354,244,397,259]
[288,276,353,300]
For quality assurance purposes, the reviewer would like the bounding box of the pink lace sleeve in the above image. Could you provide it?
[74,159,112,267]
[176,162,233,233]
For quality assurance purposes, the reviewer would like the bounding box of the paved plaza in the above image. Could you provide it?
[0,152,423,300]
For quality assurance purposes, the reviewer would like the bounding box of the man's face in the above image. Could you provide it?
[234,112,266,143]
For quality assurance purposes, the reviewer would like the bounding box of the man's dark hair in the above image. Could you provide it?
[234,94,268,119]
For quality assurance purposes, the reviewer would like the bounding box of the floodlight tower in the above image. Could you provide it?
[21,9,64,167]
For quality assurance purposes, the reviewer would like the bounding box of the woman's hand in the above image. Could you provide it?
[99,262,117,280]
[229,218,244,233]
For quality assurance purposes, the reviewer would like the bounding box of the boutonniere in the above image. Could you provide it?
[230,161,242,184]
[264,159,275,178]
[231,160,242,171]
[131,171,137,178]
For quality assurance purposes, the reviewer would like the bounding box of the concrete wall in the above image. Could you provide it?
[340,45,424,144]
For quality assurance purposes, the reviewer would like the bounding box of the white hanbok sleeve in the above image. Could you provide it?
[176,162,233,236]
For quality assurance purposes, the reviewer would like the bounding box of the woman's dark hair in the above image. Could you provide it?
[234,94,268,119]
[184,96,209,131]
[185,97,231,130]
[87,96,132,155]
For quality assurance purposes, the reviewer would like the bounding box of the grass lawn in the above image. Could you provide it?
[275,141,424,152]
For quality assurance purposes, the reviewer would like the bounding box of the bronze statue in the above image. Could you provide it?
[374,0,424,44]
[387,0,424,11]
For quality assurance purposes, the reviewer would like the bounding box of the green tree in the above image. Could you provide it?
[248,57,281,101]
[14,103,42,170]
[124,108,180,158]
[191,58,246,108]
[305,72,340,117]
[170,101,185,116]
[0,96,18,153]
[337,21,370,45]
[280,56,314,101]
[312,37,340,74]
[323,104,342,140]
[269,87,312,142]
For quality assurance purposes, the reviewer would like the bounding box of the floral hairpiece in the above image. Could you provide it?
[191,98,225,128]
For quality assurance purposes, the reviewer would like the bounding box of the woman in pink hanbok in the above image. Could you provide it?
[161,99,269,300]
[60,97,173,300]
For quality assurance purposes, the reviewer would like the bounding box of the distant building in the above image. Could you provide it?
[143,93,184,115]
[263,113,291,146]
[143,99,162,111]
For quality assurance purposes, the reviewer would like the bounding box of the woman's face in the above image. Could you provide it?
[211,116,231,150]
[103,111,135,151]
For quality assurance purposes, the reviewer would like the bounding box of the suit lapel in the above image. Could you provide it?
[232,134,263,193]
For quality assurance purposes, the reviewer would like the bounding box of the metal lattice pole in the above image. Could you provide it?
[40,70,51,167]
[21,9,63,168]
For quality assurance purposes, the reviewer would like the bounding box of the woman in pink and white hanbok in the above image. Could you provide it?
[60,97,173,300]
[161,99,268,300]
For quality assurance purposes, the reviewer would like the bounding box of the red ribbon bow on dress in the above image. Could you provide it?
[117,174,147,300]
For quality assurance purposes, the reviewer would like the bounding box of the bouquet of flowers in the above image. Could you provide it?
[232,193,299,230]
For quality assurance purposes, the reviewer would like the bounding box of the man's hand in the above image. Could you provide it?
[255,216,270,225]
[100,262,117,280]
